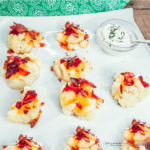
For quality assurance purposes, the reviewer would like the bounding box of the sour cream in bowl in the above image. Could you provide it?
[97,19,141,56]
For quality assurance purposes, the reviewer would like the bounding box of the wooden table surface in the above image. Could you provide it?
[124,0,150,43]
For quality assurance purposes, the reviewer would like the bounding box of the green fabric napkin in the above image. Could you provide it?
[0,0,130,16]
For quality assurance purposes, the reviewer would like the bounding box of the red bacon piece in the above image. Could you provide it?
[79,78,96,88]
[41,102,45,106]
[50,66,54,71]
[76,103,82,110]
[7,49,14,54]
[130,119,146,135]
[18,68,30,76]
[120,84,123,94]
[63,84,81,94]
[84,34,89,40]
[40,43,45,47]
[28,30,38,40]
[80,89,88,97]
[75,126,90,142]
[2,146,8,149]
[10,22,28,35]
[21,57,30,63]
[22,90,37,105]
[138,76,149,88]
[92,90,99,99]
[16,101,22,109]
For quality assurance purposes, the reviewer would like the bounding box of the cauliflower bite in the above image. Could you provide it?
[56,21,89,51]
[60,78,104,121]
[7,22,45,54]
[52,56,93,82]
[121,119,150,150]
[64,126,103,150]
[111,72,149,108]
[7,86,45,127]
[1,53,42,90]
[2,134,46,150]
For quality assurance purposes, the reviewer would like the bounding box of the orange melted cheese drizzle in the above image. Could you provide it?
[62,83,103,115]
[11,97,39,115]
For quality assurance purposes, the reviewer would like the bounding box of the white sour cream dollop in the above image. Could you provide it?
[102,24,132,47]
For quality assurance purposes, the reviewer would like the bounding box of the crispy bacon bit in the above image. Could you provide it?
[58,79,61,82]
[120,84,123,94]
[9,22,41,42]
[79,78,96,88]
[38,147,43,150]
[5,56,30,79]
[121,72,135,86]
[23,90,37,105]
[18,68,30,76]
[80,90,88,97]
[76,103,82,110]
[21,57,30,63]
[92,90,99,99]
[41,102,45,106]
[84,34,89,40]
[20,90,24,94]
[18,135,32,150]
[64,22,80,38]
[50,66,54,71]
[7,49,14,54]
[63,83,81,94]
[130,119,146,135]
[24,110,28,114]
[60,56,82,69]
[95,138,100,144]
[138,76,149,88]
[70,78,80,87]
[40,43,45,47]
[10,22,27,35]
[29,110,42,128]
[16,101,22,109]
[75,127,90,142]
[2,146,7,149]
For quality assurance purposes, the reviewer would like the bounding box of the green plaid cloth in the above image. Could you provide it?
[0,0,130,16]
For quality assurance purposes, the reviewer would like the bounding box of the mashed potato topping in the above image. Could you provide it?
[56,21,89,51]
[122,119,150,150]
[2,134,45,150]
[7,22,45,54]
[7,86,44,128]
[111,72,149,108]
[60,78,104,121]
[1,53,42,90]
[64,126,103,150]
[52,56,93,82]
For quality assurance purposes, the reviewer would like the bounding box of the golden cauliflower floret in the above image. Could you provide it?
[60,78,104,121]
[121,120,150,150]
[1,53,42,90]
[56,21,89,51]
[111,72,149,108]
[7,86,44,128]
[64,127,103,150]
[7,22,45,54]
[52,56,93,82]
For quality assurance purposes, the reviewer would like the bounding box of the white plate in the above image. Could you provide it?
[0,8,150,150]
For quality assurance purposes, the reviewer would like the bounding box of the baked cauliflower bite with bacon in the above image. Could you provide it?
[121,119,150,150]
[1,53,42,90]
[111,72,149,108]
[64,126,103,150]
[2,134,45,150]
[7,22,45,54]
[60,78,104,121]
[52,56,93,82]
[7,86,45,128]
[56,21,89,51]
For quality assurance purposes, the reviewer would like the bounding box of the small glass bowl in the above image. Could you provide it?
[96,19,141,56]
